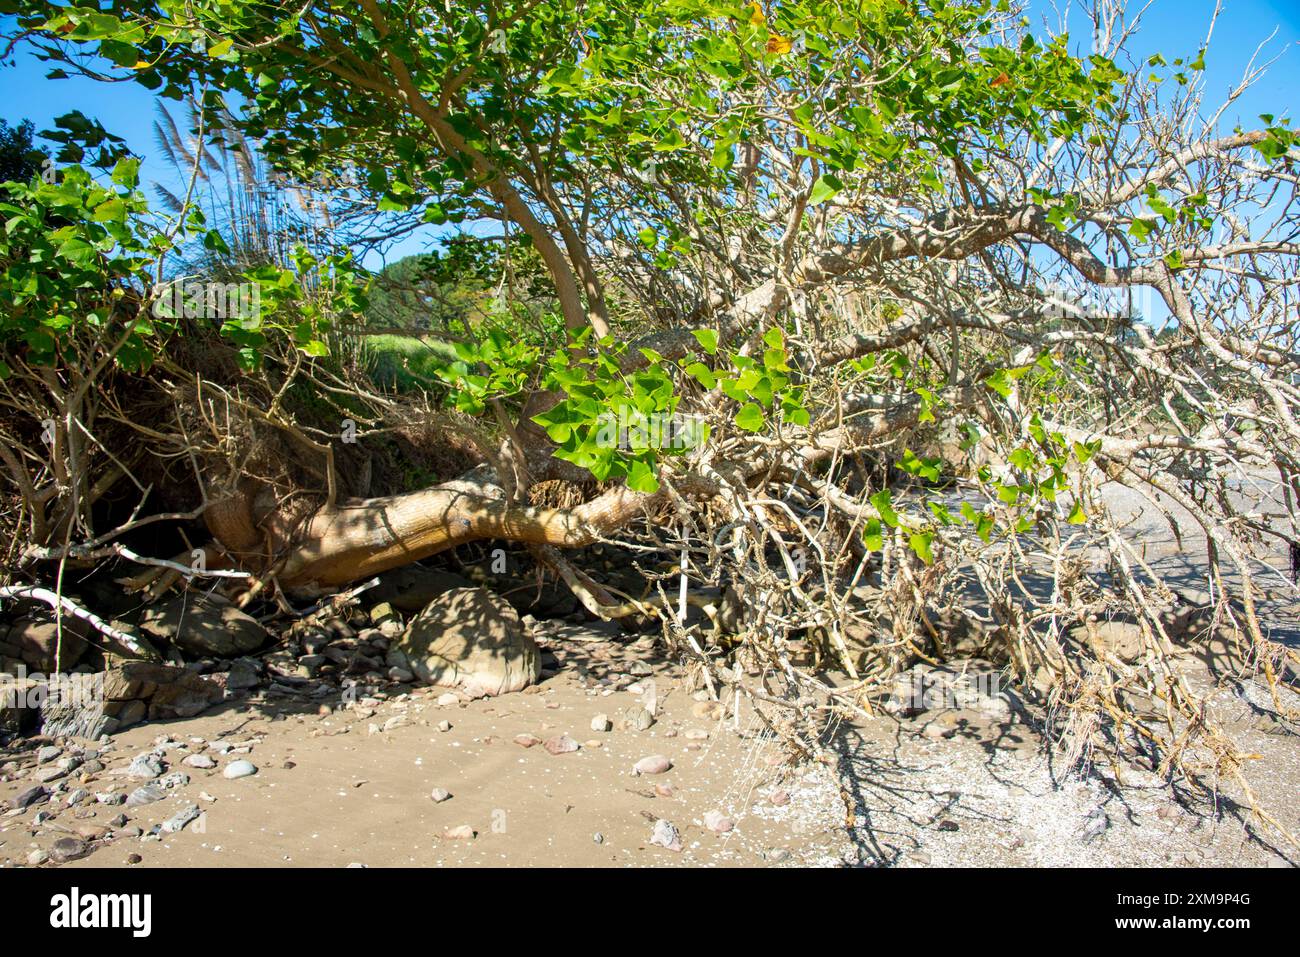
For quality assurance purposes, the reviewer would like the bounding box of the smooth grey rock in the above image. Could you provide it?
[223,759,257,779]
[161,804,201,834]
[125,785,166,807]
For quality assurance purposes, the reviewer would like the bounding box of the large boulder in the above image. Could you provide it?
[39,661,225,738]
[0,675,39,734]
[139,594,267,658]
[4,611,91,671]
[389,587,541,696]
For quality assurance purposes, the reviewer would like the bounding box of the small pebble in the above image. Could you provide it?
[633,754,673,776]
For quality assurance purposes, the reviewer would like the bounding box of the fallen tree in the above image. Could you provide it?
[3,0,1299,840]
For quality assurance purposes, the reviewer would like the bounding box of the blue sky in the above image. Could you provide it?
[2,0,1297,268]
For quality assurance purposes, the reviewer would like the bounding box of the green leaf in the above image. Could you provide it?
[683,361,716,389]
[55,236,96,267]
[870,489,899,528]
[808,173,842,206]
[91,198,126,222]
[691,329,718,355]
[1072,439,1101,464]
[627,458,660,493]
[110,157,140,188]
[984,369,1013,398]
[908,531,935,565]
[1067,501,1087,525]
[734,402,764,432]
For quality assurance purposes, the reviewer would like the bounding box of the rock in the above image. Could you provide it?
[368,601,402,627]
[126,853,142,865]
[442,824,476,840]
[102,661,224,721]
[127,753,164,780]
[370,566,473,614]
[703,810,734,833]
[590,714,611,733]
[622,707,655,731]
[27,848,49,866]
[922,722,954,741]
[544,734,580,755]
[223,759,258,779]
[436,692,460,707]
[0,676,39,733]
[225,657,262,691]
[391,588,541,696]
[592,832,604,845]
[429,788,453,803]
[1070,621,1146,664]
[1080,809,1109,844]
[684,728,709,740]
[769,789,790,807]
[649,819,682,852]
[514,733,542,748]
[125,785,165,807]
[692,700,724,720]
[95,792,125,806]
[183,754,216,769]
[158,772,190,789]
[49,836,90,864]
[139,594,267,658]
[33,765,67,783]
[161,804,201,833]
[437,720,452,733]
[11,784,47,809]
[65,788,89,806]
[148,677,224,721]
[112,699,147,731]
[38,672,117,739]
[4,610,90,670]
[633,754,673,775]
[37,745,61,764]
